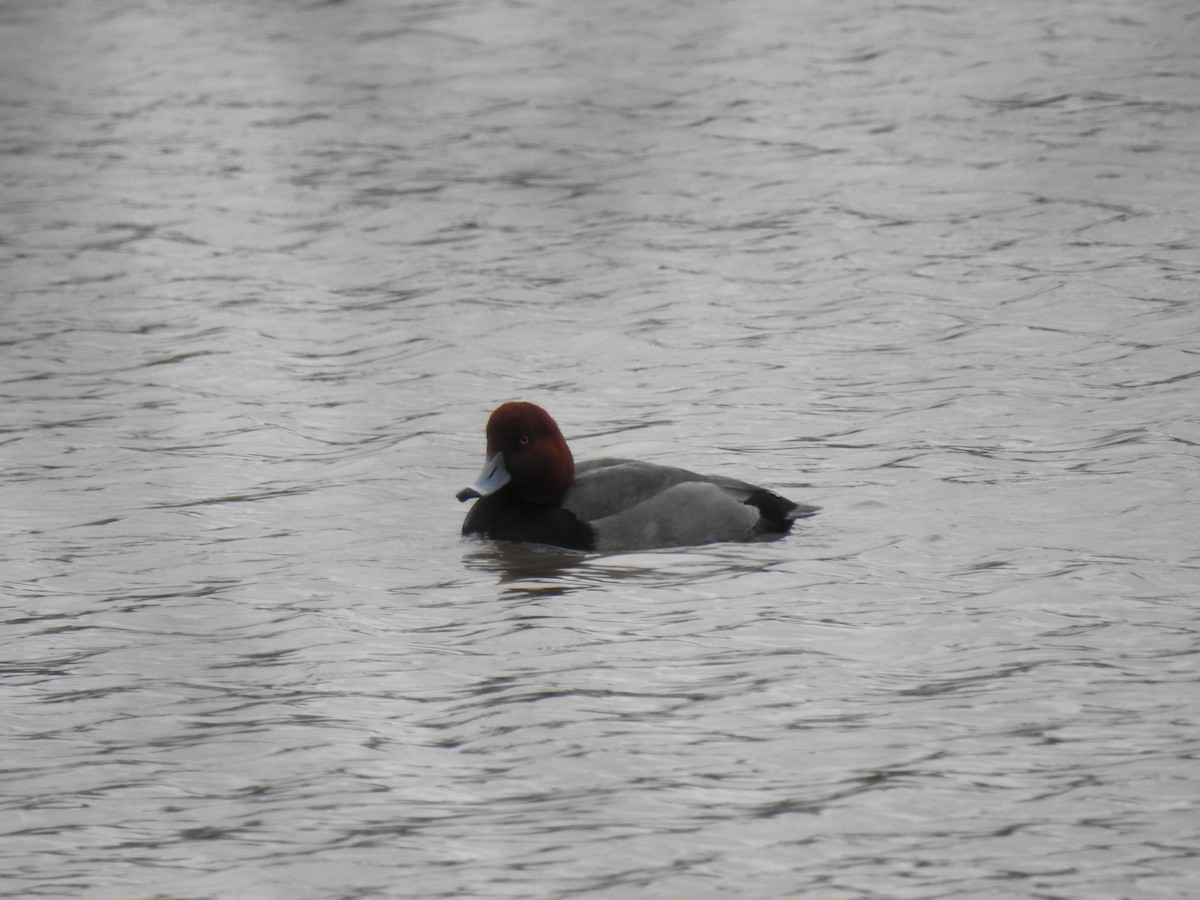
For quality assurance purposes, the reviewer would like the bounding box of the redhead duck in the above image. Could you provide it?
[457,402,818,551]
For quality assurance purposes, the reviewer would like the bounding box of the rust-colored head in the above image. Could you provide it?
[460,402,575,505]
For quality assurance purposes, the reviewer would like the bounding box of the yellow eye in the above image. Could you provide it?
[519,435,530,445]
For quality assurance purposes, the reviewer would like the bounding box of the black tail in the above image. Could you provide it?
[745,489,819,534]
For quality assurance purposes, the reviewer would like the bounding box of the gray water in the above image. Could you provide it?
[3,0,1199,897]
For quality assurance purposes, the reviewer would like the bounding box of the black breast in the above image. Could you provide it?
[461,494,595,551]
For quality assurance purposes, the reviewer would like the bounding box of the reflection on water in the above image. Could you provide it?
[3,0,1199,898]
[462,541,590,595]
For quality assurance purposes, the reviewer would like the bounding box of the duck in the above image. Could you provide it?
[457,401,818,552]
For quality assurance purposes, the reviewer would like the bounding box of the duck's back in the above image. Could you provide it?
[563,458,815,551]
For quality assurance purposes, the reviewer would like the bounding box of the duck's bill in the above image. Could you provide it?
[456,452,510,501]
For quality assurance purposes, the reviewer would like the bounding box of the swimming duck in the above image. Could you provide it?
[457,402,817,551]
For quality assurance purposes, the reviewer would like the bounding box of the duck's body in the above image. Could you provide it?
[458,402,817,552]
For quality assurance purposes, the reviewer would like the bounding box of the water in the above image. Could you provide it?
[3,0,1199,897]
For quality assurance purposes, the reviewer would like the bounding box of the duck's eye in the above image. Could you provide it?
[519,435,530,446]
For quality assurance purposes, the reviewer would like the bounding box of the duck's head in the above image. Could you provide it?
[457,402,575,505]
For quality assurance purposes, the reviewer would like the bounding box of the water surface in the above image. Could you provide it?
[3,0,1199,897]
